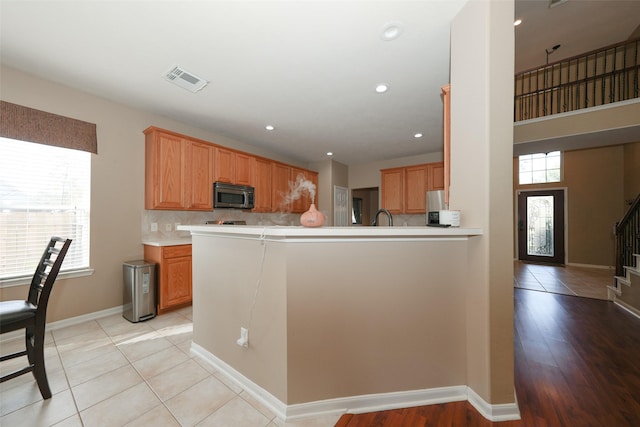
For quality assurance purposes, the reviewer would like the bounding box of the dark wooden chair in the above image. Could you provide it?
[0,236,72,399]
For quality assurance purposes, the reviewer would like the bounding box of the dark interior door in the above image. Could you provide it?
[517,189,565,264]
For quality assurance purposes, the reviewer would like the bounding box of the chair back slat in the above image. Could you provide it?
[27,237,72,308]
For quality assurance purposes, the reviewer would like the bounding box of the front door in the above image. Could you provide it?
[517,189,565,264]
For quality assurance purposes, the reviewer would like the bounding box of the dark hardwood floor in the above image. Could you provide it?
[336,289,640,426]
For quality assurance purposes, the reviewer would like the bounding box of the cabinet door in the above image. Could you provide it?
[381,168,404,214]
[291,167,317,213]
[215,147,235,183]
[235,152,253,186]
[146,131,186,209]
[272,162,292,212]
[160,245,192,310]
[428,162,445,190]
[162,254,192,309]
[253,158,272,212]
[405,164,427,213]
[187,141,214,210]
[144,244,192,314]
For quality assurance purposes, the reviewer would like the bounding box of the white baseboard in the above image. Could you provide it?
[467,387,521,421]
[0,305,123,343]
[566,262,614,270]
[614,299,640,320]
[191,342,521,422]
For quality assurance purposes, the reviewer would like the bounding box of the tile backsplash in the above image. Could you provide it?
[141,209,301,241]
[141,210,429,241]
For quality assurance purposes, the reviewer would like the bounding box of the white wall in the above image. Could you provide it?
[450,0,515,407]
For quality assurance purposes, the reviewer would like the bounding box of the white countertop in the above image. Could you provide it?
[142,238,192,247]
[178,224,482,241]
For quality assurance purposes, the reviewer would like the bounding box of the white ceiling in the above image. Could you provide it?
[1,1,639,166]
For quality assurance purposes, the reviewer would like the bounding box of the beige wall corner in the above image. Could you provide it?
[309,159,349,226]
[451,0,516,406]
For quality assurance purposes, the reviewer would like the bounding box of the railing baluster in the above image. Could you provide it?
[592,52,597,108]
[633,40,638,98]
[602,48,607,104]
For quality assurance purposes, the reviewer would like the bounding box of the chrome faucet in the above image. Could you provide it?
[372,208,393,226]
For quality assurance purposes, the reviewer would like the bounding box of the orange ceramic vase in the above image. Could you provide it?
[300,203,325,227]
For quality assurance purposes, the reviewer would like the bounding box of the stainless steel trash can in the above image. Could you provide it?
[123,260,156,322]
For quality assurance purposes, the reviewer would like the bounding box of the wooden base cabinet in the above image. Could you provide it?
[144,244,192,314]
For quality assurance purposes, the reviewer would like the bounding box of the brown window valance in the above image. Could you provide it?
[0,101,97,154]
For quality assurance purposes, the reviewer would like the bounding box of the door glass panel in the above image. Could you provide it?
[527,195,554,256]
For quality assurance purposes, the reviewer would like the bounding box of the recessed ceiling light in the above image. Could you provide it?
[414,133,423,138]
[265,125,275,131]
[380,22,404,41]
[514,19,522,26]
[375,84,388,93]
[326,152,333,156]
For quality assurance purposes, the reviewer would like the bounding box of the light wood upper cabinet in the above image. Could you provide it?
[253,157,272,212]
[291,167,318,213]
[271,162,292,212]
[145,129,187,210]
[381,167,404,214]
[235,152,253,186]
[428,162,445,191]
[145,126,319,212]
[186,141,214,210]
[214,147,235,184]
[381,162,444,214]
[214,147,253,186]
[405,165,428,214]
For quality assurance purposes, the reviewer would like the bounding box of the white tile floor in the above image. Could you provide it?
[0,307,341,427]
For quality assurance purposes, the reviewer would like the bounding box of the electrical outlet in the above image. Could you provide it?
[165,223,172,232]
[236,327,249,348]
[150,223,158,232]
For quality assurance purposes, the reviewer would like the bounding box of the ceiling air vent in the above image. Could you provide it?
[164,65,208,93]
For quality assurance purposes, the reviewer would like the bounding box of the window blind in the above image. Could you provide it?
[0,137,90,279]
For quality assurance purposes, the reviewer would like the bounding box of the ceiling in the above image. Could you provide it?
[1,1,639,166]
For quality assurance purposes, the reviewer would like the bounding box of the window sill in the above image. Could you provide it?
[0,268,95,288]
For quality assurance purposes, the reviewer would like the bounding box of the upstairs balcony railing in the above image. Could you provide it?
[515,38,640,122]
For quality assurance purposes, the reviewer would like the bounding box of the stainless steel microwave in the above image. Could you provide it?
[213,182,254,209]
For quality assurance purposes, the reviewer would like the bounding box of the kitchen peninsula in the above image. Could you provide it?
[179,224,482,420]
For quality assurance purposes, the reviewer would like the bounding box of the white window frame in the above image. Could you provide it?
[518,151,562,185]
[0,137,94,287]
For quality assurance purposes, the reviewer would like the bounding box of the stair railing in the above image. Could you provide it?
[515,37,640,122]
[615,193,640,279]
